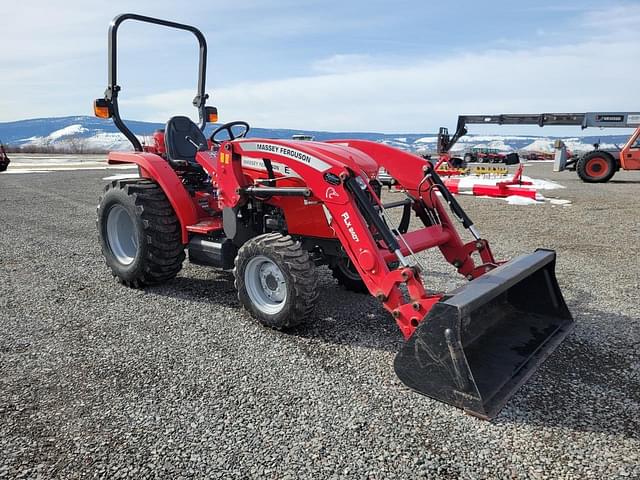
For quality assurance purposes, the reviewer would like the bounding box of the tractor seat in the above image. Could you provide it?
[164,116,208,169]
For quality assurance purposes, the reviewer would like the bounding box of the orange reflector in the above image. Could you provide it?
[208,112,218,123]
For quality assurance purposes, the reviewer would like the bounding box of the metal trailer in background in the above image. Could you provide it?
[438,112,640,182]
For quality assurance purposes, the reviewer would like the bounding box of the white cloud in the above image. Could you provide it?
[126,33,639,133]
[311,54,378,73]
[2,2,639,136]
[111,3,640,133]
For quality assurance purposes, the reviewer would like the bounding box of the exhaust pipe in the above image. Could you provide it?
[394,249,574,419]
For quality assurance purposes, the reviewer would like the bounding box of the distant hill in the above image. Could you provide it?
[0,116,631,154]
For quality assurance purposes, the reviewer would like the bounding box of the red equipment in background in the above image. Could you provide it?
[443,163,538,200]
[0,141,10,172]
[93,14,574,420]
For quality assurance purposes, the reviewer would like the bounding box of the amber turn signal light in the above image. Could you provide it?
[205,106,218,123]
[93,98,112,119]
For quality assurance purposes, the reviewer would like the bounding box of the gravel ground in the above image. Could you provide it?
[0,163,638,479]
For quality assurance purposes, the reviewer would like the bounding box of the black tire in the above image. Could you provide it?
[576,151,617,183]
[234,233,318,329]
[463,153,473,163]
[97,179,185,288]
[0,162,8,172]
[331,257,368,293]
[450,157,466,168]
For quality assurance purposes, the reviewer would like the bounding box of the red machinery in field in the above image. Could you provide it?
[0,141,10,172]
[94,14,574,419]
[444,164,538,200]
[463,147,506,164]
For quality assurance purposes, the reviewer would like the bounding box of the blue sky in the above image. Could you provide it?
[1,1,639,135]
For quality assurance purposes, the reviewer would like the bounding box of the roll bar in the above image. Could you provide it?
[100,13,209,151]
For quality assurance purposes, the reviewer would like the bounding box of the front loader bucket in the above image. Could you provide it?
[394,249,574,420]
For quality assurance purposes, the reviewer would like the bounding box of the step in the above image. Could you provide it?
[186,217,224,234]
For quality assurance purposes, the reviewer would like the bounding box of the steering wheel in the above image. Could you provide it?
[210,121,250,145]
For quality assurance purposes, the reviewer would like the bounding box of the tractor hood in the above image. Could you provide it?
[299,141,380,179]
[236,139,380,179]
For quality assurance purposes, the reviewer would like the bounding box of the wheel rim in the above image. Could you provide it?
[585,157,608,178]
[244,255,287,315]
[106,204,138,265]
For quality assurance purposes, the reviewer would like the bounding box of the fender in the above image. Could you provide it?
[108,152,197,243]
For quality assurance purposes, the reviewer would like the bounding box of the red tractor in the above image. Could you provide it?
[464,147,506,164]
[94,14,574,419]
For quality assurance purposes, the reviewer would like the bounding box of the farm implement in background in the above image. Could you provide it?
[0,141,10,172]
[443,164,538,200]
[430,157,538,200]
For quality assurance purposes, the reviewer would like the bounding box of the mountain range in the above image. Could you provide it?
[0,116,631,154]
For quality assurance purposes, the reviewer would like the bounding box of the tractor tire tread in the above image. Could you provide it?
[234,233,318,329]
[97,179,184,287]
[576,151,616,183]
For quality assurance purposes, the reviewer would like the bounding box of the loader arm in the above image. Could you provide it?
[326,140,499,278]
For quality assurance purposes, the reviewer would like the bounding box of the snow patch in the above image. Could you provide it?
[48,124,88,140]
[506,196,540,205]
[549,198,572,206]
[471,140,513,152]
[522,139,555,152]
[522,137,618,155]
[525,176,565,190]
[415,136,437,144]
[454,175,564,191]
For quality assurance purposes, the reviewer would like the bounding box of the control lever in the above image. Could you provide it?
[185,136,206,151]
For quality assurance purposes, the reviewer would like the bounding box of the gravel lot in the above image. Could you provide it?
[1,163,638,479]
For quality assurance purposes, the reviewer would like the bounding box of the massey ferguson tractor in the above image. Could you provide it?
[94,14,574,419]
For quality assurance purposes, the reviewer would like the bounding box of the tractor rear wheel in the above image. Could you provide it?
[576,151,616,183]
[97,179,185,288]
[234,233,318,329]
[331,257,368,293]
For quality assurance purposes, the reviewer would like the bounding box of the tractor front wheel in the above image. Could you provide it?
[234,233,318,329]
[576,151,616,183]
[97,179,185,288]
[331,257,368,293]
